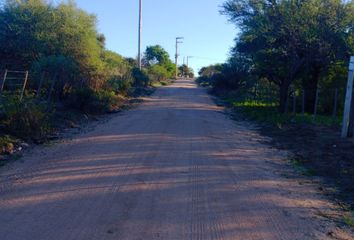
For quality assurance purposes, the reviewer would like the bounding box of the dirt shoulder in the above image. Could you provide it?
[0,87,155,167]
[219,97,354,230]
[259,124,354,207]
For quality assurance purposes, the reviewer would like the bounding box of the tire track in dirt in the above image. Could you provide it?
[205,115,340,239]
[65,114,159,240]
[188,107,227,240]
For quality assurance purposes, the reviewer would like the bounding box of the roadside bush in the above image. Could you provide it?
[0,135,17,154]
[1,97,53,142]
[0,0,160,148]
[64,88,120,114]
[105,75,133,96]
[196,76,212,87]
[147,64,170,83]
[30,55,80,98]
[132,67,150,87]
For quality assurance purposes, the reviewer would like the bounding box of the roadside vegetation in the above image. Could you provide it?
[198,0,354,225]
[0,0,176,158]
[197,0,353,137]
[199,0,353,115]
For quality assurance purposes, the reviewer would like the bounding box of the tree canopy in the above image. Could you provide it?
[221,0,354,112]
[0,0,175,96]
[0,0,108,90]
[144,45,171,66]
[178,64,194,78]
[143,45,176,82]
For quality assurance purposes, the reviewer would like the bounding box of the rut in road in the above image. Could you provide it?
[0,79,349,240]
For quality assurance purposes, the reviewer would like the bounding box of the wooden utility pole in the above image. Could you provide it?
[175,37,184,79]
[138,0,142,70]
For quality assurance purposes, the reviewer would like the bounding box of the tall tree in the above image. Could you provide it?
[178,64,194,78]
[222,0,354,113]
[143,45,175,82]
[144,45,171,66]
[0,0,106,90]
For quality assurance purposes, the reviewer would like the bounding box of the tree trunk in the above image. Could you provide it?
[303,65,321,113]
[279,82,290,113]
[277,56,305,113]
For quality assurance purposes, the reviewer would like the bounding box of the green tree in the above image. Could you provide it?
[103,50,131,77]
[222,0,354,113]
[148,64,170,82]
[178,64,194,78]
[0,0,106,92]
[144,45,171,66]
[143,45,175,82]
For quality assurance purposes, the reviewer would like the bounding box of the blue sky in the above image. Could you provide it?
[74,0,238,74]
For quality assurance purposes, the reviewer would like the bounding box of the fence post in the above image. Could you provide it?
[1,69,8,92]
[285,88,289,114]
[313,88,320,122]
[268,88,272,106]
[341,56,354,138]
[254,85,257,105]
[332,88,338,118]
[19,71,29,101]
[293,90,297,114]
[36,72,45,99]
[47,71,58,103]
[302,90,305,116]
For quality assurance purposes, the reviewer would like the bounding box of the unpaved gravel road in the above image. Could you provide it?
[0,79,352,240]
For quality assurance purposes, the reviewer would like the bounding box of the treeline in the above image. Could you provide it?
[199,0,354,113]
[0,0,175,144]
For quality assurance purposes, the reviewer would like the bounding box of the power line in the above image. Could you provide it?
[187,56,225,62]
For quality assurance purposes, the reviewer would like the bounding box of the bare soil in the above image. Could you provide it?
[0,79,353,240]
[258,124,354,209]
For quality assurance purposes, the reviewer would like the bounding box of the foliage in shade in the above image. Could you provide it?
[207,0,354,113]
[178,64,194,78]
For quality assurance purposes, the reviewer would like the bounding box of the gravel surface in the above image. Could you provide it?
[0,79,352,240]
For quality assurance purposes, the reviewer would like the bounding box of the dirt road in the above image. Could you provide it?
[0,79,351,240]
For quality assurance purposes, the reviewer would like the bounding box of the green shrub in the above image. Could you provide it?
[30,55,80,98]
[0,135,17,154]
[65,88,120,114]
[230,99,342,127]
[1,97,53,142]
[196,76,212,87]
[106,75,132,95]
[147,64,170,83]
[132,68,150,87]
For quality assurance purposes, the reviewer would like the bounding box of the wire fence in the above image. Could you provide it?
[287,88,345,118]
[0,69,349,124]
[0,69,60,104]
[237,83,346,121]
[0,69,29,101]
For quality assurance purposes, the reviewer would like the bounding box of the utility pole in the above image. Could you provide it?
[186,56,193,79]
[342,56,354,137]
[138,0,142,70]
[187,56,193,69]
[175,37,184,79]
